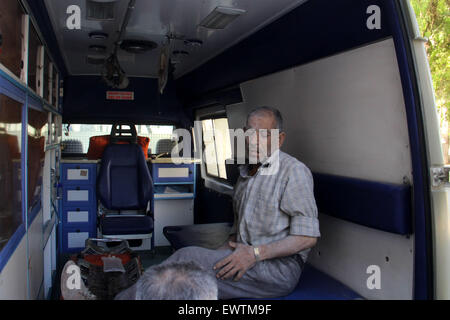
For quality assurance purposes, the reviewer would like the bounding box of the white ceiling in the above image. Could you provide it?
[44,0,307,78]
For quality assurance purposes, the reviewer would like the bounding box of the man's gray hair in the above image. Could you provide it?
[135,261,218,300]
[246,106,284,132]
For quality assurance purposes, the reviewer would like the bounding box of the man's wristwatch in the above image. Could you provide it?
[253,246,261,262]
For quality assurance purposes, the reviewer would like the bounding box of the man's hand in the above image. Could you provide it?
[217,234,237,250]
[213,242,256,281]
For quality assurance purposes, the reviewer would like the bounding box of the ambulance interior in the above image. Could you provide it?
[0,0,440,300]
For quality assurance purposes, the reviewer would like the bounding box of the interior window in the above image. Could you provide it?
[0,0,25,78]
[0,94,22,251]
[201,117,232,179]
[62,124,174,154]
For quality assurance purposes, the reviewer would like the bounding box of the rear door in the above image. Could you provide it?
[400,0,450,300]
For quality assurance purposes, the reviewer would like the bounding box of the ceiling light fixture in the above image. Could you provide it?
[86,55,106,65]
[89,45,107,53]
[89,31,109,40]
[120,39,158,54]
[199,6,246,29]
[183,39,203,47]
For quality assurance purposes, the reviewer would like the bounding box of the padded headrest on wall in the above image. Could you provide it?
[313,173,412,235]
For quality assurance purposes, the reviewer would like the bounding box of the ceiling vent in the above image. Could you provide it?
[120,39,158,54]
[199,6,246,29]
[89,45,107,53]
[86,0,116,21]
[86,55,106,65]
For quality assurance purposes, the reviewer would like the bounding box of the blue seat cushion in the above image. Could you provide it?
[101,216,154,235]
[269,264,363,300]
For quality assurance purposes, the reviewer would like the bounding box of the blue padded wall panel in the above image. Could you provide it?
[313,173,412,235]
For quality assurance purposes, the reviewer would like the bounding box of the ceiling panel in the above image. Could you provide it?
[44,0,307,78]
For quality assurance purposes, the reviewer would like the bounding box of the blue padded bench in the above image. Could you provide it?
[163,223,364,300]
[269,264,363,300]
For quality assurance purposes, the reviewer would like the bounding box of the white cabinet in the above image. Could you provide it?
[154,199,194,246]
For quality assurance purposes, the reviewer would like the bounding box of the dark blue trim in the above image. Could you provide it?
[43,102,61,115]
[185,86,243,111]
[385,0,432,299]
[27,92,43,111]
[0,224,26,273]
[0,70,26,104]
[177,0,391,102]
[25,0,69,77]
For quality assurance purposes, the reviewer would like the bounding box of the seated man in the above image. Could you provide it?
[150,106,321,299]
[63,106,319,300]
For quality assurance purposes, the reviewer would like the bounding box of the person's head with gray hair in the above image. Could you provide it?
[135,261,218,300]
[246,106,284,132]
[245,106,286,162]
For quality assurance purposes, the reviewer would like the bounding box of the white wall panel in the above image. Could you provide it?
[308,214,413,300]
[0,236,28,299]
[239,38,412,184]
[28,211,44,299]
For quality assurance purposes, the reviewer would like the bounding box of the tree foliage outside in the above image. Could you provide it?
[410,0,450,163]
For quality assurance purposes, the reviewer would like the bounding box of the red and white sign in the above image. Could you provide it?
[106,91,134,100]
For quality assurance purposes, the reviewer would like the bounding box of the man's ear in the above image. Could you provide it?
[279,132,286,149]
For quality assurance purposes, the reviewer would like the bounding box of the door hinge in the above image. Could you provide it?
[431,166,450,188]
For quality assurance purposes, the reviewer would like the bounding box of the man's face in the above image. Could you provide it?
[245,112,286,163]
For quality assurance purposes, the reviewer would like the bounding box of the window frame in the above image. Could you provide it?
[61,123,177,156]
[198,112,234,188]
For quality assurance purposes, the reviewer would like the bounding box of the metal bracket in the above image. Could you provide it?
[431,166,450,188]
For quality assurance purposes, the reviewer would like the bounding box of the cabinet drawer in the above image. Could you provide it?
[62,186,96,207]
[61,164,96,185]
[152,163,194,183]
[61,227,96,253]
[62,207,95,226]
